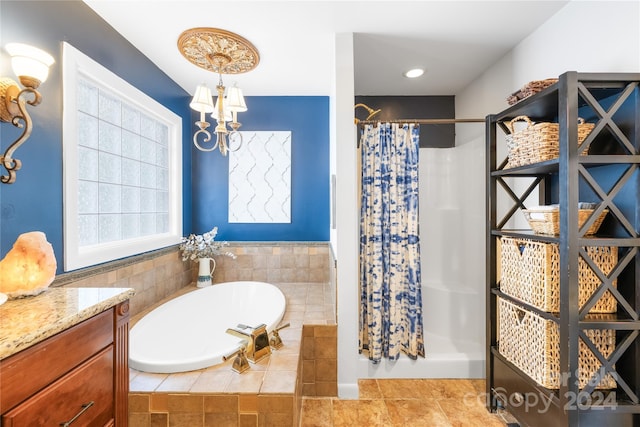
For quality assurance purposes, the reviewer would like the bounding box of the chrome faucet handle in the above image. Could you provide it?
[269,322,290,350]
[223,345,250,373]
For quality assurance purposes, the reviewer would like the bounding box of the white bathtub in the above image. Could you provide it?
[129,281,286,373]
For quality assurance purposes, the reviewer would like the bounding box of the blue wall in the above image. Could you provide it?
[1,1,193,273]
[1,2,330,276]
[192,96,330,241]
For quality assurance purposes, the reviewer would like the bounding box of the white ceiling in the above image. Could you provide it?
[83,0,569,97]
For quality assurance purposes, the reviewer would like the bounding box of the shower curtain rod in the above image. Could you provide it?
[357,118,485,126]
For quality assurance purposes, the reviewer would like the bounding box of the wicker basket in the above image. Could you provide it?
[505,115,595,168]
[507,79,558,105]
[522,205,609,236]
[500,236,617,313]
[498,297,616,389]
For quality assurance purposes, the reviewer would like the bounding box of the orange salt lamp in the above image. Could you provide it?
[0,231,57,298]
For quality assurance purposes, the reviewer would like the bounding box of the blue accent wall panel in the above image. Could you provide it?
[192,96,330,241]
[0,1,193,273]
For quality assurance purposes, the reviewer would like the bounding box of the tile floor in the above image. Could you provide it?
[300,379,510,427]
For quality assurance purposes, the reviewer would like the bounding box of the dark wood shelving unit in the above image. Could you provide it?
[486,72,640,427]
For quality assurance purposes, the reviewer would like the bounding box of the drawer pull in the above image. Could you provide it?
[60,401,94,426]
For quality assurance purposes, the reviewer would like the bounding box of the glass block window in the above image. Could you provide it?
[63,43,182,271]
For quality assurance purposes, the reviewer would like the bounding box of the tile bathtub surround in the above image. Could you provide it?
[52,247,192,317]
[300,325,338,397]
[205,243,331,284]
[128,282,334,426]
[51,242,331,319]
[300,379,508,427]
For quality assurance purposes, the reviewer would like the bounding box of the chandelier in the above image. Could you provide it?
[178,28,259,155]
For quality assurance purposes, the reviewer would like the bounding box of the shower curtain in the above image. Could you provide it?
[359,122,425,363]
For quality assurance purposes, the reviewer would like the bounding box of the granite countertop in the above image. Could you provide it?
[0,287,135,360]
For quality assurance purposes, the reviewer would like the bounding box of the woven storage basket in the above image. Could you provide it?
[500,236,617,313]
[505,116,595,168]
[498,297,616,389]
[522,206,608,236]
[507,78,558,105]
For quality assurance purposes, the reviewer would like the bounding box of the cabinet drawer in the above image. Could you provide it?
[2,346,114,427]
[1,309,114,412]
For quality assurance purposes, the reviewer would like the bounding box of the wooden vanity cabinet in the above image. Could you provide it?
[0,301,130,427]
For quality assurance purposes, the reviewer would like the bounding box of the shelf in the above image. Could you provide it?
[491,159,558,177]
[491,229,559,243]
[491,289,560,322]
[579,319,640,330]
[579,155,640,166]
[494,85,559,122]
[491,231,640,246]
[491,155,640,178]
[494,73,640,123]
[487,73,640,425]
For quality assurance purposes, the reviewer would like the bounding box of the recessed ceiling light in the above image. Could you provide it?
[404,68,425,78]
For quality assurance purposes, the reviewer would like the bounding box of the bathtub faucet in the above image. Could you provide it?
[222,345,250,373]
[269,322,291,349]
[225,323,271,363]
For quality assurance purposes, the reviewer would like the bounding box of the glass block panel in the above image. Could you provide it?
[77,79,98,115]
[140,162,157,189]
[122,103,141,133]
[122,186,141,213]
[156,167,168,191]
[156,213,169,233]
[78,146,98,181]
[99,121,121,155]
[156,122,168,145]
[140,137,157,164]
[140,213,156,236]
[77,112,99,149]
[99,91,121,126]
[78,214,98,246]
[99,214,122,243]
[121,130,141,160]
[98,152,122,184]
[140,114,156,140]
[121,158,141,186]
[156,190,169,213]
[78,180,98,214]
[122,214,141,240]
[156,144,168,168]
[99,183,121,213]
[140,188,156,213]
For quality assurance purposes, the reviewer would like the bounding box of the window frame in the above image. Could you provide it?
[62,42,183,272]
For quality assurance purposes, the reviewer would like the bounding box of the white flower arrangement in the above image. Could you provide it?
[179,227,236,261]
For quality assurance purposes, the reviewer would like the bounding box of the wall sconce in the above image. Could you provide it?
[178,28,259,156]
[0,43,55,184]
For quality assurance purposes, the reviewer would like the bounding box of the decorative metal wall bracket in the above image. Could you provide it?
[0,78,41,184]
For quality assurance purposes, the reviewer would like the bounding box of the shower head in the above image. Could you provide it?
[354,103,382,124]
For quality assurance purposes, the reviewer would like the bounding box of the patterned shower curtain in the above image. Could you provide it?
[359,122,425,363]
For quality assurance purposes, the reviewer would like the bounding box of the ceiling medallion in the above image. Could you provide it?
[177,27,260,74]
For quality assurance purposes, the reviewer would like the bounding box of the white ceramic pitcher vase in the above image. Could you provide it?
[197,257,216,287]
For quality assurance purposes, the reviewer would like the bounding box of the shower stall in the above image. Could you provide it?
[357,136,485,378]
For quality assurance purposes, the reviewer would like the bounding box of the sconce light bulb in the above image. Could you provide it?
[6,43,55,88]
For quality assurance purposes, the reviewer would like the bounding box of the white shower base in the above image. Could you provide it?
[357,330,484,379]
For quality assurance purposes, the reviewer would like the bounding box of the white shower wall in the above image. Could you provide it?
[357,137,486,379]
